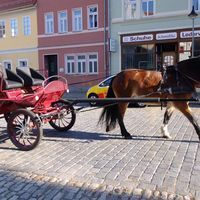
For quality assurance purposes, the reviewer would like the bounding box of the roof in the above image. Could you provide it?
[0,0,37,12]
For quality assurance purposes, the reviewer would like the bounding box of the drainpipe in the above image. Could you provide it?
[104,0,107,77]
[107,0,111,77]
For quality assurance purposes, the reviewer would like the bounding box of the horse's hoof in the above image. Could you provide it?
[124,135,132,139]
[106,125,115,132]
[106,127,110,132]
[163,135,172,139]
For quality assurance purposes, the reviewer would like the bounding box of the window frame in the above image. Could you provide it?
[23,16,31,36]
[3,60,12,70]
[124,0,137,19]
[193,0,200,11]
[44,12,54,34]
[58,10,68,33]
[18,59,29,67]
[87,5,98,29]
[88,53,98,74]
[141,0,155,17]
[65,55,76,74]
[10,18,18,37]
[0,20,6,38]
[65,53,99,75]
[77,54,86,74]
[72,8,83,32]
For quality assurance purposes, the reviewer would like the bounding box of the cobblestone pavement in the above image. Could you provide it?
[0,106,200,200]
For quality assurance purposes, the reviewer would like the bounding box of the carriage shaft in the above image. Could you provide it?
[65,97,199,105]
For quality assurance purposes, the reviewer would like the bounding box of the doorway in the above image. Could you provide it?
[163,52,176,66]
[156,43,178,70]
[44,55,58,77]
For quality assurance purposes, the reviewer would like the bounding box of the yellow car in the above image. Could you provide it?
[86,75,115,104]
[86,75,146,107]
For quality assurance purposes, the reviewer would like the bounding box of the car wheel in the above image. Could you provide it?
[88,93,98,106]
[129,102,146,108]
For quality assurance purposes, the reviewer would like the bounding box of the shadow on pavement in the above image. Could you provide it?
[43,129,122,142]
[0,170,136,200]
[42,129,199,144]
[0,131,9,144]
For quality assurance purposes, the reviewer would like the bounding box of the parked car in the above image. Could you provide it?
[86,75,115,105]
[86,75,145,107]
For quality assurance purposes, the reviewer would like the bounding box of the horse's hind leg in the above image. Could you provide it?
[118,103,132,139]
[176,102,200,140]
[161,103,175,139]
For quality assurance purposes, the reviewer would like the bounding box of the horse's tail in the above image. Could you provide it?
[98,77,119,132]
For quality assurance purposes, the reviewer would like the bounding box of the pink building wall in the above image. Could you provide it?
[37,0,109,90]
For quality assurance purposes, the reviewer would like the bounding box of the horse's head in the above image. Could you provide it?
[177,56,200,88]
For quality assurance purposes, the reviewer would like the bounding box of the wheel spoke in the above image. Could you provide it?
[49,102,76,131]
[7,109,41,150]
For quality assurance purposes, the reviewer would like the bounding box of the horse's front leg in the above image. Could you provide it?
[118,103,132,139]
[161,103,175,139]
[176,102,200,141]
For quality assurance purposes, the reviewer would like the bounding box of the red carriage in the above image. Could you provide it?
[0,66,76,151]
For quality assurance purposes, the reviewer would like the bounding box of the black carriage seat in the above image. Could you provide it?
[0,66,24,90]
[16,67,45,87]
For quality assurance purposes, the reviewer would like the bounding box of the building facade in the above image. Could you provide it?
[110,0,200,75]
[0,0,38,70]
[37,0,109,91]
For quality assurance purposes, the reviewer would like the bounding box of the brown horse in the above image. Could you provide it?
[99,57,200,140]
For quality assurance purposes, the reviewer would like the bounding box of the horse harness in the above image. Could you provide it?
[159,65,197,96]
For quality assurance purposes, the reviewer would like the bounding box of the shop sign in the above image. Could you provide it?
[109,38,116,52]
[180,30,200,38]
[156,32,177,40]
[123,34,153,43]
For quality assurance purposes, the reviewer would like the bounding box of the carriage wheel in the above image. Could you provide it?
[49,101,76,131]
[7,109,42,151]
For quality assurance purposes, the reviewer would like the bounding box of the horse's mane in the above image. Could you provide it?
[177,56,200,71]
[122,68,158,73]
[178,56,200,65]
[176,56,200,78]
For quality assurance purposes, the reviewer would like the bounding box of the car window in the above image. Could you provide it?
[99,77,113,87]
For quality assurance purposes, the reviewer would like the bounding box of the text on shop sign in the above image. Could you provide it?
[123,34,153,42]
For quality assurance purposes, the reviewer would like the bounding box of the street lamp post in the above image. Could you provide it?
[188,5,198,58]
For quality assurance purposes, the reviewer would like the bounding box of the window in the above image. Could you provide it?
[65,53,99,74]
[3,60,12,70]
[142,0,154,16]
[122,44,155,70]
[89,54,98,73]
[99,77,113,87]
[10,18,18,37]
[0,20,5,38]
[193,0,200,10]
[23,16,31,36]
[58,11,67,33]
[72,9,82,31]
[179,41,200,61]
[88,6,98,29]
[179,42,192,61]
[124,0,137,19]
[45,13,54,34]
[65,56,75,74]
[77,55,86,73]
[18,59,28,67]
